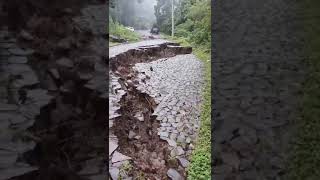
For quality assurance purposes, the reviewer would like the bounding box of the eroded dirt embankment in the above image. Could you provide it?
[109,44,193,179]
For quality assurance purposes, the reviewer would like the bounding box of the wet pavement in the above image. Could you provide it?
[136,30,162,40]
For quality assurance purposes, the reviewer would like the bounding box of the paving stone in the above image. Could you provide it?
[7,56,28,64]
[0,43,14,49]
[0,103,18,111]
[48,68,60,79]
[160,136,168,141]
[185,137,191,144]
[111,151,131,163]
[109,167,119,180]
[159,131,169,138]
[7,64,39,86]
[19,30,34,41]
[172,123,178,128]
[57,38,72,50]
[134,135,141,140]
[112,160,129,168]
[0,151,18,168]
[167,168,183,180]
[56,57,74,68]
[7,114,27,125]
[161,123,170,127]
[8,48,34,56]
[166,139,177,147]
[171,146,185,157]
[128,131,136,140]
[169,133,178,141]
[109,140,118,156]
[176,134,186,143]
[188,144,194,150]
[178,158,190,168]
[134,112,144,122]
[0,165,37,180]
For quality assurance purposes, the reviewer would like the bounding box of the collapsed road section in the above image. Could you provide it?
[109,41,204,179]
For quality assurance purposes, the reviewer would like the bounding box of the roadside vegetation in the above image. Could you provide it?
[159,0,211,178]
[156,0,210,48]
[109,42,121,47]
[109,0,156,45]
[288,1,320,179]
[109,15,140,45]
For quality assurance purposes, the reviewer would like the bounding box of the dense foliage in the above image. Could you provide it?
[155,0,211,49]
[154,0,173,34]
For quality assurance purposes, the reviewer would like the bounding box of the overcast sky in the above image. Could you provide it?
[133,0,157,22]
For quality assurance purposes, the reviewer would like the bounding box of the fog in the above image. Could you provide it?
[134,0,157,23]
[110,0,158,30]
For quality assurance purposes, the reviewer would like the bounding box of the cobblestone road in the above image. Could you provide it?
[134,54,204,154]
[109,42,205,179]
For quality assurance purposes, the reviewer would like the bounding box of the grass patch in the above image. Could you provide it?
[287,1,320,179]
[119,161,133,179]
[163,35,211,179]
[109,16,141,43]
[161,34,192,47]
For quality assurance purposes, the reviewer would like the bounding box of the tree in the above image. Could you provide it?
[155,0,210,48]
[154,0,173,34]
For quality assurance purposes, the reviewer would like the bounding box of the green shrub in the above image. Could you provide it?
[109,16,140,43]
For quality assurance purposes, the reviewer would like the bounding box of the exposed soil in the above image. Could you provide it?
[113,69,177,179]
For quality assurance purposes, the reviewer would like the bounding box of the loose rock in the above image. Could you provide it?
[109,167,120,180]
[167,168,183,180]
[178,158,190,168]
[111,151,132,163]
